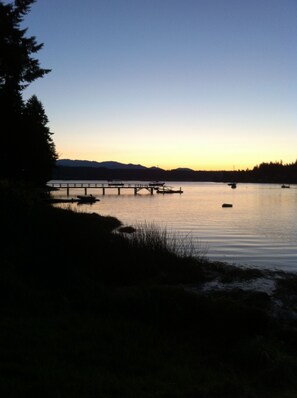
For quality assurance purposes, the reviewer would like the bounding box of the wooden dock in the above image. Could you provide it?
[47,182,171,196]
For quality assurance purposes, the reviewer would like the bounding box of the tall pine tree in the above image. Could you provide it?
[0,0,57,185]
[23,95,57,184]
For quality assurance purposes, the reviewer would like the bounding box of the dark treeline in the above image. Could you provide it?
[52,160,297,183]
[0,0,57,186]
[250,161,297,183]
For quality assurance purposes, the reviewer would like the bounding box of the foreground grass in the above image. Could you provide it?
[1,181,297,397]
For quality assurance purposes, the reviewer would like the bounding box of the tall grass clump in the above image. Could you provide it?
[127,221,206,260]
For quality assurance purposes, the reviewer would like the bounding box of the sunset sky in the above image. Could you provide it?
[23,0,297,171]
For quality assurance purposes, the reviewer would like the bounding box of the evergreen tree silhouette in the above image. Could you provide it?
[23,95,57,184]
[0,0,56,185]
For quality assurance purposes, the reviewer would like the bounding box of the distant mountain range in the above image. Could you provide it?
[56,159,197,172]
[54,159,203,181]
[54,159,297,184]
[57,159,159,170]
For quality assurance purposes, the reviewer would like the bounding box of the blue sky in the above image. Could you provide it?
[23,0,297,170]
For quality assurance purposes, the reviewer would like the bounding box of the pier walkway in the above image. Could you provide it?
[47,182,160,196]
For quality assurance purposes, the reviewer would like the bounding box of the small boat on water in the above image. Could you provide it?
[108,180,124,186]
[148,181,165,187]
[281,184,290,189]
[228,183,237,189]
[77,194,99,203]
[156,186,183,194]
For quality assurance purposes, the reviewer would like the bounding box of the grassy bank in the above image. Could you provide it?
[1,181,297,397]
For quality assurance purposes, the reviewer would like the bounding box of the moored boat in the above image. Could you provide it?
[228,183,237,189]
[107,180,124,186]
[148,181,165,187]
[77,194,98,203]
[156,186,183,194]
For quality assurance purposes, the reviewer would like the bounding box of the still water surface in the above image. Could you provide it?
[50,181,297,272]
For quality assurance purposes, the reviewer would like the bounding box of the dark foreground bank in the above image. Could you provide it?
[1,181,297,398]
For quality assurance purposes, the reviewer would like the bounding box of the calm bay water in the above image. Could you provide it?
[50,181,297,272]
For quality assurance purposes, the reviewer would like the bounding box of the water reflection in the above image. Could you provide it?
[51,181,297,271]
